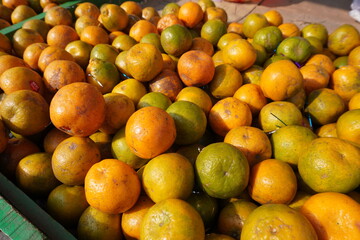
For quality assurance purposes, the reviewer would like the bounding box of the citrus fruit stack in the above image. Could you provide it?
[0,0,359,239]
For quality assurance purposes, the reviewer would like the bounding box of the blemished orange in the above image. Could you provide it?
[51,136,101,186]
[121,195,154,240]
[44,6,73,27]
[278,22,301,38]
[330,65,360,103]
[46,25,79,49]
[222,38,257,71]
[74,2,100,19]
[224,126,272,167]
[300,192,360,240]
[125,106,176,159]
[99,3,129,32]
[300,64,330,95]
[178,1,204,28]
[85,159,141,214]
[12,28,44,58]
[120,1,142,18]
[175,86,213,116]
[43,127,70,153]
[75,15,101,36]
[49,82,106,137]
[233,83,268,116]
[327,24,360,56]
[227,22,244,36]
[177,50,215,87]
[37,45,74,72]
[260,60,303,101]
[43,60,85,93]
[241,204,317,240]
[129,19,158,42]
[80,25,110,46]
[156,13,184,33]
[65,40,93,69]
[148,69,183,102]
[208,97,252,137]
[140,198,205,240]
[11,5,37,25]
[142,6,159,22]
[112,78,147,105]
[204,6,228,23]
[248,159,297,204]
[336,109,360,146]
[23,42,48,71]
[190,37,214,56]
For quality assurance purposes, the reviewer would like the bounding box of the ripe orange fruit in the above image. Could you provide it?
[336,109,360,146]
[43,60,85,93]
[349,92,360,110]
[190,37,214,56]
[74,2,100,19]
[278,22,301,38]
[195,142,250,199]
[44,6,73,27]
[148,69,183,101]
[140,198,205,239]
[263,9,283,26]
[112,78,147,105]
[65,40,93,69]
[242,13,269,39]
[222,39,256,71]
[178,50,215,87]
[47,184,89,227]
[126,43,163,82]
[12,28,44,58]
[328,24,360,56]
[85,159,141,214]
[38,45,74,72]
[99,3,129,32]
[129,19,158,42]
[43,127,70,153]
[111,34,137,52]
[23,42,48,71]
[209,97,252,137]
[233,83,267,116]
[300,64,330,95]
[175,86,213,116]
[11,5,37,24]
[0,90,50,136]
[227,22,244,36]
[80,25,110,46]
[75,15,101,35]
[46,25,79,49]
[142,6,159,22]
[204,6,228,23]
[178,1,204,28]
[156,13,184,33]
[2,0,28,10]
[16,153,60,196]
[49,82,106,137]
[52,136,101,185]
[258,101,303,133]
[330,65,360,103]
[217,32,242,50]
[260,60,303,101]
[298,137,360,193]
[77,206,122,240]
[241,204,317,240]
[209,64,243,99]
[125,106,176,159]
[22,18,50,40]
[120,1,142,18]
[224,126,272,167]
[315,123,337,138]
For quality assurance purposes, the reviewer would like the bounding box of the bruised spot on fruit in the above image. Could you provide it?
[30,81,40,92]
[225,109,231,116]
[69,143,77,150]
[76,106,87,115]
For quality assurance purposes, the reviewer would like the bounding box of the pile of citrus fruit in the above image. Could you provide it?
[0,0,359,239]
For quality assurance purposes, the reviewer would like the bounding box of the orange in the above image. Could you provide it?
[160,23,193,57]
[156,13,184,33]
[349,92,360,110]
[80,25,110,46]
[300,192,360,240]
[0,138,40,181]
[260,60,303,101]
[85,159,141,214]
[86,58,120,94]
[195,142,249,199]
[248,159,297,204]
[109,31,126,43]
[12,28,44,58]
[43,127,70,153]
[65,40,93,69]
[111,126,149,169]
[328,24,360,56]
[166,101,207,145]
[241,65,263,85]
[11,5,37,24]
[263,9,283,26]
[201,18,228,46]
[0,66,45,95]
[112,78,147,105]
[77,206,122,240]
[222,38,257,71]
[140,198,205,239]
[142,6,159,22]
[190,37,214,56]
[315,122,337,138]
[333,55,348,69]
[148,69,183,101]
[114,50,132,76]
[99,3,129,32]
[137,92,172,110]
[0,55,30,77]
[16,152,60,197]
[51,136,100,185]
[49,82,106,137]
[126,43,163,82]
[46,25,79,49]
[0,90,50,136]
[125,106,176,159]
[140,32,164,53]
[224,126,272,167]
[175,86,213,116]
[298,137,360,193]
[198,0,216,12]
[253,26,283,53]
[227,22,244,36]
[129,19,158,42]
[258,101,303,133]
[305,36,324,54]
[43,60,85,93]
[212,50,225,67]
[209,64,243,99]
[217,199,257,239]
[178,1,204,29]
[74,2,100,19]
[305,53,335,75]
[111,34,137,52]
[242,13,269,39]
[178,50,215,87]
[330,65,360,103]
[75,15,101,36]
[304,88,346,126]
[38,45,74,73]
[204,6,227,23]
[44,6,73,27]
[43,3,58,12]
[121,195,155,240]
[276,36,313,63]
[89,43,118,63]
[208,97,252,137]
[300,64,330,95]
[278,22,301,38]
[301,23,328,46]
[233,83,267,116]
[23,18,50,39]
[47,184,89,227]
[161,2,180,17]
[120,1,142,18]
[99,93,135,135]
[89,131,113,160]
[336,109,360,146]
[2,0,28,10]
[217,32,242,50]
[241,204,317,240]
[123,13,141,34]
[348,45,360,67]
[271,125,317,167]
[142,152,194,203]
